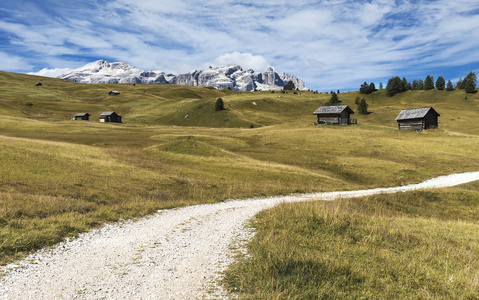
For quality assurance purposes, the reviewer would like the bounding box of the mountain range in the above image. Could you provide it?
[58,60,307,91]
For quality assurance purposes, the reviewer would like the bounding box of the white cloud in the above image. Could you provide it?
[0,51,32,71]
[1,0,479,90]
[28,68,71,78]
[212,52,270,72]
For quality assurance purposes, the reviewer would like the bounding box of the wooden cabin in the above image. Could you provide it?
[73,113,90,120]
[100,111,122,123]
[35,82,42,86]
[395,107,440,130]
[109,90,120,96]
[313,105,356,125]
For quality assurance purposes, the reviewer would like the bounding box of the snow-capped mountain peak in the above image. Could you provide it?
[58,60,307,91]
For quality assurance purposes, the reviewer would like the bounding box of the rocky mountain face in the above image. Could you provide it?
[58,60,307,91]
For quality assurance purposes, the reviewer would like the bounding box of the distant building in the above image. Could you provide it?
[100,111,122,123]
[313,105,356,125]
[109,90,120,96]
[35,82,42,86]
[73,113,90,120]
[395,107,440,130]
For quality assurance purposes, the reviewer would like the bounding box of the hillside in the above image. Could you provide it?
[1,70,479,268]
[1,71,478,132]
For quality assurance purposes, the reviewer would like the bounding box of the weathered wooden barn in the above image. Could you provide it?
[73,113,90,120]
[100,111,122,123]
[395,107,440,130]
[313,105,356,125]
[109,90,120,96]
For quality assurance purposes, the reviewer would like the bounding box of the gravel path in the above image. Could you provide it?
[2,171,479,299]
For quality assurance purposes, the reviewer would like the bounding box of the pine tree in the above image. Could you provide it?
[435,76,445,90]
[386,76,404,96]
[215,98,225,111]
[464,71,477,93]
[464,78,476,93]
[424,75,435,90]
[329,92,339,104]
[357,98,368,114]
[446,80,454,91]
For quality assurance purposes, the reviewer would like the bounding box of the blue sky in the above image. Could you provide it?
[1,0,478,91]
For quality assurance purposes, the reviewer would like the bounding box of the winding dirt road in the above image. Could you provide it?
[2,172,479,299]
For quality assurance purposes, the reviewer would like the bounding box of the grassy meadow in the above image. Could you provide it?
[224,183,479,299]
[1,70,479,297]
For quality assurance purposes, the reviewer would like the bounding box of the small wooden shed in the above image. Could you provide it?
[100,111,122,123]
[313,105,356,125]
[73,113,90,120]
[109,90,120,96]
[395,107,440,130]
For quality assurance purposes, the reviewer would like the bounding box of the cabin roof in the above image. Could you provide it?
[75,113,90,117]
[313,105,354,115]
[395,107,440,121]
[100,111,117,116]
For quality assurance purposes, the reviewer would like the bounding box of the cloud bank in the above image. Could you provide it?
[212,52,270,72]
[0,0,478,90]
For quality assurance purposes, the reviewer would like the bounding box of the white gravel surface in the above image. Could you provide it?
[1,171,479,299]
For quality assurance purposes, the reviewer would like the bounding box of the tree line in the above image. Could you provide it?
[383,72,476,97]
[359,71,477,97]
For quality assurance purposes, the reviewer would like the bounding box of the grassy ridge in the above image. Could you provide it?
[224,183,479,299]
[1,70,479,273]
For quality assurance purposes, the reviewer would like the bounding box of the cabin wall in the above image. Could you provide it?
[423,112,438,129]
[397,119,425,130]
[317,116,342,125]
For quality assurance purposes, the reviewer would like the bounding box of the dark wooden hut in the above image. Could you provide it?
[313,105,356,125]
[395,107,440,130]
[109,90,120,96]
[100,111,122,123]
[73,113,90,120]
[35,82,42,86]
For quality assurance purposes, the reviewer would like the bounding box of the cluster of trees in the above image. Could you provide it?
[457,72,477,93]
[359,82,376,94]
[385,72,476,97]
[283,80,296,91]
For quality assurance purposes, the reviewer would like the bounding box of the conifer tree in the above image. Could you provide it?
[357,98,368,114]
[446,80,454,91]
[215,98,225,111]
[435,76,445,90]
[424,75,435,90]
[329,92,339,104]
[464,71,477,93]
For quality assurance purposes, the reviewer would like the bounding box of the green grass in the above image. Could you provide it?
[1,68,479,292]
[224,183,479,299]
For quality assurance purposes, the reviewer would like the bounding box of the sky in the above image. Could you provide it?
[1,0,479,91]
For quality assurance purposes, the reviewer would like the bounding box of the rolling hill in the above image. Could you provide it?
[1,70,479,270]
